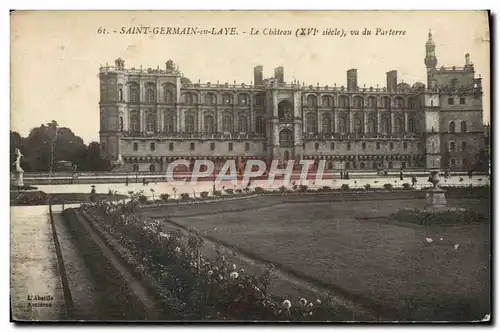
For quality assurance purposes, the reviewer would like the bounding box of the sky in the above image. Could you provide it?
[10,10,490,143]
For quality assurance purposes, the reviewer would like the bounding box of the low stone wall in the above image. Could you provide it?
[61,209,165,320]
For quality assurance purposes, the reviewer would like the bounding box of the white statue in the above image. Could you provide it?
[12,148,24,186]
[13,148,24,172]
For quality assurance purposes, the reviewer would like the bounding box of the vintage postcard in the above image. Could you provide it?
[10,10,491,322]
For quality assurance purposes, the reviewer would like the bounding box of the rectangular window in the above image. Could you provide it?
[461,141,467,151]
[417,142,421,150]
[210,142,215,151]
[347,142,351,151]
[263,143,267,151]
[229,142,233,151]
[133,142,138,151]
[330,142,335,150]
[150,142,155,151]
[169,142,174,151]
[362,142,366,150]
[403,142,408,150]
[190,143,195,151]
[389,142,394,150]
[449,141,456,152]
[315,142,319,150]
[460,97,465,105]
[245,142,250,151]
[376,142,380,150]
[448,97,454,105]
[451,159,456,166]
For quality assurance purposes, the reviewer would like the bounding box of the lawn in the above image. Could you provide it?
[159,198,490,321]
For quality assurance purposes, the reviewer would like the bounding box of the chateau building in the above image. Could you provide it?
[99,31,484,172]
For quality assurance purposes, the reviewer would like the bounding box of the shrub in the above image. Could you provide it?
[235,189,242,194]
[225,189,234,195]
[138,194,148,204]
[292,185,298,190]
[254,187,265,194]
[180,193,190,200]
[159,193,170,202]
[364,183,371,190]
[383,183,393,190]
[200,191,209,199]
[459,177,464,182]
[213,190,222,197]
[392,208,487,226]
[341,184,350,191]
[298,185,308,193]
[402,183,411,189]
[279,185,287,193]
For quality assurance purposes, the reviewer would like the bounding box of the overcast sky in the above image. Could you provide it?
[10,10,490,143]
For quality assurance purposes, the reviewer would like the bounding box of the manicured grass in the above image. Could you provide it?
[10,191,128,206]
[163,198,490,321]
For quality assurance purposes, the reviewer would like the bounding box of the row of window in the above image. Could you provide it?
[314,141,421,151]
[447,97,467,105]
[304,114,416,134]
[132,142,250,152]
[449,141,468,152]
[449,121,468,133]
[102,83,419,109]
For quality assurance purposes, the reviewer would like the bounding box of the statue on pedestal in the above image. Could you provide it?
[12,148,24,187]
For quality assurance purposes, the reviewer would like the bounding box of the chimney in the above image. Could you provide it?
[347,69,357,91]
[386,70,398,92]
[254,65,263,86]
[274,66,284,83]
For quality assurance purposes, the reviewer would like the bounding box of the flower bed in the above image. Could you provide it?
[391,208,488,226]
[79,194,345,321]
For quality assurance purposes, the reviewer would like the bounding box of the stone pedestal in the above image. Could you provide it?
[13,171,24,187]
[425,188,447,210]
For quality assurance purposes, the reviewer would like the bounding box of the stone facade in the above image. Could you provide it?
[99,31,484,172]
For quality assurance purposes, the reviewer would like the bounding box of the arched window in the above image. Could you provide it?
[409,97,416,109]
[449,121,456,133]
[278,101,293,122]
[408,118,415,133]
[204,114,214,133]
[222,93,233,105]
[184,93,198,105]
[395,97,404,108]
[119,116,124,131]
[394,117,403,134]
[339,95,349,108]
[322,95,332,107]
[163,84,175,104]
[205,93,217,106]
[239,116,248,132]
[383,96,391,108]
[118,85,123,101]
[339,114,347,133]
[185,114,195,133]
[145,86,156,103]
[461,121,467,133]
[322,113,332,133]
[381,115,391,133]
[133,143,138,151]
[367,117,376,134]
[128,83,139,102]
[450,78,458,88]
[306,113,316,132]
[367,96,376,108]
[146,112,156,132]
[279,130,293,148]
[130,112,139,132]
[164,113,175,133]
[238,94,249,106]
[354,116,363,134]
[256,116,265,134]
[307,95,317,107]
[222,115,233,132]
[353,96,363,108]
[254,93,265,107]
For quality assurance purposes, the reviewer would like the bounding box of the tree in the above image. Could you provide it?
[10,121,110,172]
